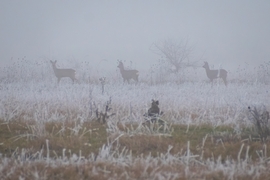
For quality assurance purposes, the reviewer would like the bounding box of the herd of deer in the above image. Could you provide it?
[50,60,227,86]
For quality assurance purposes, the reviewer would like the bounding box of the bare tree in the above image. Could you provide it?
[151,38,197,73]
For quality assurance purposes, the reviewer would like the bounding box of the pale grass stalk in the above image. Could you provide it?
[39,147,43,160]
[67,123,82,136]
[46,139,49,163]
[55,126,65,136]
[245,145,250,162]
[62,148,66,160]
[256,150,264,162]
[217,138,226,150]
[166,145,173,157]
[79,150,82,161]
[156,123,163,132]
[2,105,20,123]
[249,135,252,142]
[68,149,71,158]
[119,146,127,158]
[32,170,40,179]
[20,148,25,161]
[186,123,189,133]
[50,126,55,136]
[241,138,249,143]
[53,150,58,159]
[79,128,92,139]
[200,150,204,161]
[238,143,244,162]
[100,166,111,174]
[129,102,132,116]
[202,134,208,148]
[11,133,38,142]
[256,144,270,163]
[185,166,189,178]
[128,149,133,162]
[31,151,41,160]
[263,144,267,158]
[211,152,215,161]
[199,134,208,161]
[187,141,190,166]
[0,121,10,133]
[112,134,124,144]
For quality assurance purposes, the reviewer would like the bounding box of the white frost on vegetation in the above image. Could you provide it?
[0,80,269,126]
[0,60,270,178]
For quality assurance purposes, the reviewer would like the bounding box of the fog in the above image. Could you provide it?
[1,0,270,72]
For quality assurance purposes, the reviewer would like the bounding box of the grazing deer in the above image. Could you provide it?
[117,60,139,83]
[203,61,227,86]
[50,60,76,84]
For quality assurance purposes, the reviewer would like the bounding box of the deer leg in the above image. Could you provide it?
[70,77,75,84]
[222,78,227,86]
[135,77,139,84]
[134,76,138,82]
[57,78,61,84]
[210,79,214,87]
[74,78,77,84]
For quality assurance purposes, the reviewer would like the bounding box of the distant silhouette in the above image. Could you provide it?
[203,61,227,86]
[50,60,76,84]
[117,60,139,83]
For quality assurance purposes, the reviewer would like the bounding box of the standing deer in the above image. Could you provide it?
[117,60,139,83]
[50,60,76,84]
[203,61,227,86]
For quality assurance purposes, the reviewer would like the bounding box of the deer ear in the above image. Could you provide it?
[156,101,159,105]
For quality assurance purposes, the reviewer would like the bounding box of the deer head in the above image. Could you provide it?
[117,60,124,69]
[203,61,209,69]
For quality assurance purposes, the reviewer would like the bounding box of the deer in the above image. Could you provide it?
[144,99,164,123]
[50,60,76,84]
[117,60,139,83]
[147,100,163,117]
[203,61,227,86]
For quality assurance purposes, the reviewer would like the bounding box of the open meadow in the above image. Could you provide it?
[0,60,270,179]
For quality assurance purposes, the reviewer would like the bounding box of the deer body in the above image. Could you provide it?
[144,99,164,123]
[203,61,227,86]
[148,100,161,117]
[117,61,139,83]
[50,60,76,84]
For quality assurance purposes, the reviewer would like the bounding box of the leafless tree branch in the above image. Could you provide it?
[150,38,198,73]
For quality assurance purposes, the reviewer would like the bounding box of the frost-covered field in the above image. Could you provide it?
[1,80,269,125]
[0,61,270,179]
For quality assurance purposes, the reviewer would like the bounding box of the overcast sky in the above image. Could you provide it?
[1,0,270,71]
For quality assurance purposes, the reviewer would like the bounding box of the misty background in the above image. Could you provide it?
[0,0,270,79]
